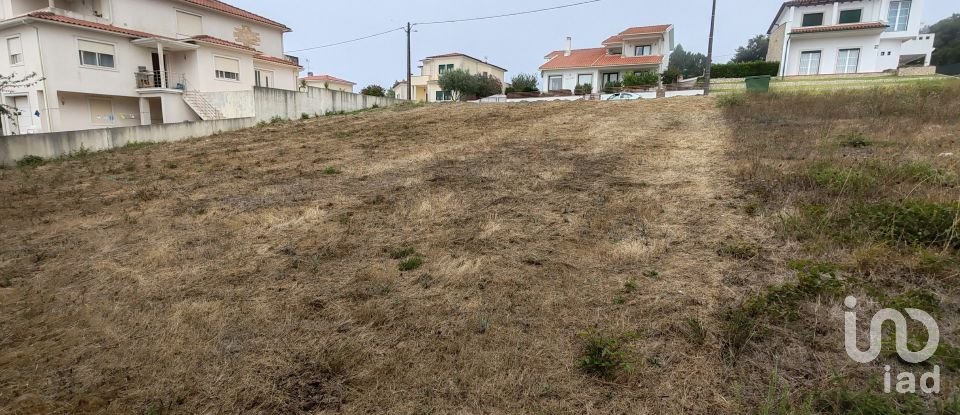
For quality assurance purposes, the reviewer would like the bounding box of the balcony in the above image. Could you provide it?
[135,71,185,91]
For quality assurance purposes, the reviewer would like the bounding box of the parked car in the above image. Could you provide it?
[605,92,642,101]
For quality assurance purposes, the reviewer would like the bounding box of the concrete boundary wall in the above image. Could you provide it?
[254,87,398,121]
[0,117,256,166]
[1,87,400,165]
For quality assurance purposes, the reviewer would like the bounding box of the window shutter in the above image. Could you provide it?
[176,11,202,36]
[215,56,240,73]
[7,37,22,55]
[78,39,114,55]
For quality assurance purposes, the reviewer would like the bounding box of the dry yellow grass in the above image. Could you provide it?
[2,91,954,414]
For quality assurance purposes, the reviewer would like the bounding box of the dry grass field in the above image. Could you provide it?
[0,86,958,414]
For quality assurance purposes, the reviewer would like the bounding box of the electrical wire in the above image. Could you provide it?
[285,0,602,53]
[413,0,601,26]
[287,26,405,53]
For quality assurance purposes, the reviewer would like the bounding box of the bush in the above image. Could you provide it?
[710,61,780,78]
[623,71,659,87]
[509,73,539,92]
[360,84,386,97]
[661,69,682,85]
[474,74,502,99]
[603,81,622,93]
[574,83,592,95]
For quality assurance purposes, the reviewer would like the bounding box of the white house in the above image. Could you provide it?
[394,53,507,102]
[0,0,301,135]
[540,25,675,94]
[767,0,935,76]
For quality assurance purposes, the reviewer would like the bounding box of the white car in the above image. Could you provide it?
[604,92,642,101]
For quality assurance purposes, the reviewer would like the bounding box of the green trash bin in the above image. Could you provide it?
[744,75,772,93]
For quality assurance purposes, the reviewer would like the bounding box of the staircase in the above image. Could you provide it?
[182,90,225,121]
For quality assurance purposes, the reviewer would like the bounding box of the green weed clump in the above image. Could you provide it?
[16,155,44,168]
[843,201,960,248]
[398,256,423,271]
[578,330,637,378]
[837,131,871,148]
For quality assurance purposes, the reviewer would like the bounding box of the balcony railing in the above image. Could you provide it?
[135,71,185,90]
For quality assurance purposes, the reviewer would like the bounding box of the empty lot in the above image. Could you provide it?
[1,89,958,414]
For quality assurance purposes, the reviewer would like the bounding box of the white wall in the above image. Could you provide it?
[57,92,141,131]
[785,34,881,76]
[109,0,286,56]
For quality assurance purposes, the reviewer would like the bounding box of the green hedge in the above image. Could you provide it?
[711,61,780,78]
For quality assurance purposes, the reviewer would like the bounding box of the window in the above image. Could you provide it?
[887,1,911,32]
[255,69,273,87]
[635,45,653,56]
[214,56,240,81]
[435,91,452,101]
[577,74,593,87]
[602,72,621,85]
[609,47,622,55]
[78,39,115,68]
[176,11,203,37]
[798,51,821,75]
[89,98,114,124]
[836,48,860,74]
[548,75,563,91]
[438,64,454,75]
[7,36,23,65]
[802,13,824,27]
[838,9,862,24]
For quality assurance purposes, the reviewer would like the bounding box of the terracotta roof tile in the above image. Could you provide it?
[539,48,662,70]
[179,0,290,32]
[300,74,354,85]
[27,12,172,39]
[791,22,888,34]
[255,54,302,68]
[602,25,672,44]
[190,34,258,52]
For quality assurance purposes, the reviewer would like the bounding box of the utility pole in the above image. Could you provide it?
[703,0,717,95]
[405,22,412,101]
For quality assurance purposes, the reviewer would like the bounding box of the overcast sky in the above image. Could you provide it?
[229,0,957,89]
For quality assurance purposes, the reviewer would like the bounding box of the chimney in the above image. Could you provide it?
[564,37,572,56]
[308,72,314,77]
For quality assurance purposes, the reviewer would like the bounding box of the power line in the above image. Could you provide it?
[413,0,601,26]
[287,26,405,53]
[285,0,601,53]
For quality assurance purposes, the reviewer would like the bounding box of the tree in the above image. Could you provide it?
[360,84,386,97]
[0,72,42,118]
[731,35,769,63]
[509,73,539,92]
[438,69,476,101]
[474,74,502,99]
[668,45,708,78]
[930,14,960,66]
[438,69,502,101]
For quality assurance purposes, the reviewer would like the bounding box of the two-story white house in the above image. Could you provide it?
[393,53,507,102]
[539,25,675,94]
[0,0,301,135]
[767,0,935,76]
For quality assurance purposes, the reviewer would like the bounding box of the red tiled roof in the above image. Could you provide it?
[27,12,172,39]
[301,75,354,85]
[602,25,673,45]
[791,22,888,34]
[255,54,302,68]
[190,35,258,52]
[539,48,662,70]
[422,52,508,72]
[179,0,290,32]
